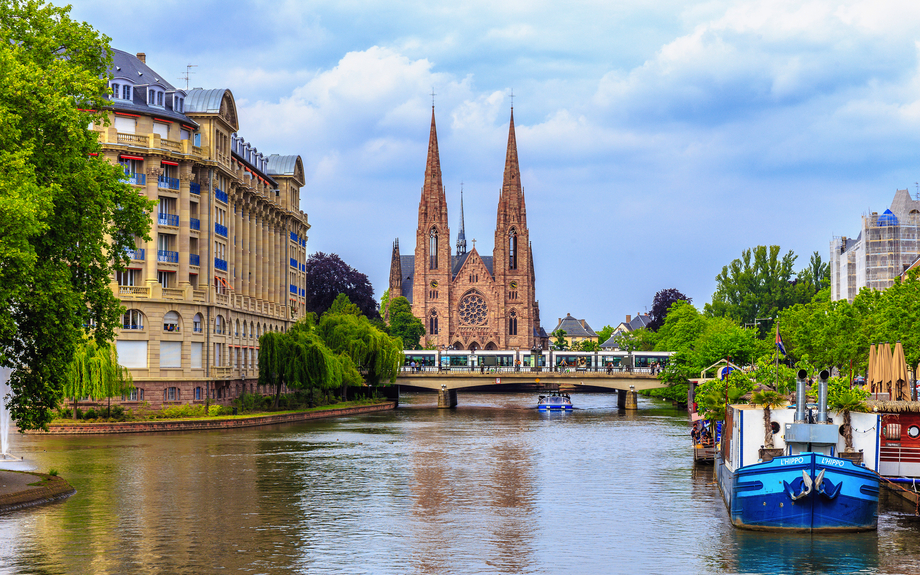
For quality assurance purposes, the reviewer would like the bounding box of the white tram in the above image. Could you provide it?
[400,349,674,373]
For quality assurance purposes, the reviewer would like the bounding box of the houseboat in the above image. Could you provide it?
[716,370,881,532]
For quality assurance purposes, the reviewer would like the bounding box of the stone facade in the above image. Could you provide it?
[97,50,309,408]
[389,108,546,351]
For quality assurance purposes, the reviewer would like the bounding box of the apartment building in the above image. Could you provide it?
[97,50,310,407]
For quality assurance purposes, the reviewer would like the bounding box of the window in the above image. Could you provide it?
[122,84,132,100]
[123,389,142,401]
[195,387,202,400]
[429,313,439,335]
[256,323,261,337]
[110,82,119,98]
[509,229,518,270]
[114,116,136,133]
[194,133,201,147]
[117,269,137,286]
[164,387,178,401]
[116,340,148,369]
[122,309,144,330]
[191,342,203,369]
[215,315,224,335]
[119,158,141,176]
[160,341,181,368]
[429,228,438,269]
[163,311,180,332]
[509,310,518,336]
[235,319,240,337]
[157,91,164,106]
[193,313,202,333]
[157,271,173,289]
[152,122,168,139]
[250,321,254,338]
[242,322,247,338]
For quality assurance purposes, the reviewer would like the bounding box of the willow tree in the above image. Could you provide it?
[62,338,133,419]
[317,298,403,389]
[258,331,289,409]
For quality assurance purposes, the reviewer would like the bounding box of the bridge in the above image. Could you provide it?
[394,367,666,409]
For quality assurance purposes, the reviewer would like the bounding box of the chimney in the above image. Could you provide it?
[580,320,586,328]
[136,52,146,64]
[626,315,631,323]
[558,318,561,325]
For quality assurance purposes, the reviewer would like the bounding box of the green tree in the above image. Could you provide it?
[705,245,800,327]
[595,324,615,346]
[648,288,692,332]
[0,1,155,430]
[62,338,133,419]
[387,296,425,349]
[551,329,568,350]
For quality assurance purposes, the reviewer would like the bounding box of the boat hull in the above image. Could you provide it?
[537,404,572,411]
[717,452,879,532]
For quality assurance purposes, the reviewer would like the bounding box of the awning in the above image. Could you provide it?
[215,276,233,290]
[154,118,174,124]
[120,154,145,161]
[161,160,179,166]
[114,111,140,117]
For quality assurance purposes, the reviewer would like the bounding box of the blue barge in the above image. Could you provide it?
[716,370,881,532]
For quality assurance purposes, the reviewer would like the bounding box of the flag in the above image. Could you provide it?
[775,326,786,356]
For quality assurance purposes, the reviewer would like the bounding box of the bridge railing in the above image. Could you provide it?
[399,365,660,375]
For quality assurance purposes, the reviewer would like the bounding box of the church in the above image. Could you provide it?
[388,107,548,351]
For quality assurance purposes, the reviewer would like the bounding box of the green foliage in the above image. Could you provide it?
[613,329,655,352]
[319,304,402,385]
[551,329,567,350]
[595,325,615,346]
[0,1,155,430]
[48,469,58,477]
[827,377,869,412]
[570,339,601,352]
[62,337,133,418]
[328,293,362,316]
[751,389,787,409]
[641,383,689,403]
[694,371,757,421]
[387,296,425,349]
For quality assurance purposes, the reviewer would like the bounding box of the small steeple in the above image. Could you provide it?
[456,184,467,255]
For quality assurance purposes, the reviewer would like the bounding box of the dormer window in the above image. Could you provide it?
[122,84,132,100]
[109,81,133,101]
[148,87,165,108]
[172,94,184,113]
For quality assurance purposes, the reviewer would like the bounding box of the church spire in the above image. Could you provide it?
[456,185,467,255]
[419,106,447,226]
[497,107,526,228]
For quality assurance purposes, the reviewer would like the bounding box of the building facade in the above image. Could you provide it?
[551,314,598,347]
[98,50,309,407]
[389,107,546,351]
[830,189,920,302]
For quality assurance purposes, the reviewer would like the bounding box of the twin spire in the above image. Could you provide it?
[421,104,524,253]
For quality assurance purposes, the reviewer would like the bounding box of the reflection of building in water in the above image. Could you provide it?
[406,410,536,573]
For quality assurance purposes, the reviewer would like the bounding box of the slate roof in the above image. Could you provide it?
[106,49,197,127]
[600,334,619,349]
[552,314,597,338]
[626,314,652,331]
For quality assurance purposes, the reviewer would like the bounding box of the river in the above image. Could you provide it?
[2,392,920,574]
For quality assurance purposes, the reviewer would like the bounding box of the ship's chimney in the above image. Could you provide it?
[816,370,830,423]
[136,52,146,64]
[795,370,808,423]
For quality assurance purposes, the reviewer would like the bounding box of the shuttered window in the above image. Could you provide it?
[160,341,181,368]
[191,342,203,369]
[114,117,136,133]
[116,340,148,368]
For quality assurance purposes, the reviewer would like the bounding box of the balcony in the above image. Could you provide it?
[157,250,179,263]
[158,213,179,227]
[162,288,185,300]
[214,257,228,271]
[122,172,146,186]
[124,248,145,261]
[290,231,298,242]
[118,286,150,298]
[189,253,200,267]
[190,218,200,231]
[158,175,179,190]
[215,223,228,237]
[290,257,298,268]
[290,284,297,294]
[190,182,201,195]
[215,188,228,203]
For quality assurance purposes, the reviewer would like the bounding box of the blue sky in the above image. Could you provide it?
[70,0,920,329]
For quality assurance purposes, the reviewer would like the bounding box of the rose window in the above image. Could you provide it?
[458,293,488,326]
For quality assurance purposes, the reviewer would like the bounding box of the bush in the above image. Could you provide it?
[48,469,58,477]
[208,405,231,417]
[111,405,125,420]
[75,408,83,420]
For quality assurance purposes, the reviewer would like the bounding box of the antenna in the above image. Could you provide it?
[180,64,198,90]
[915,182,919,200]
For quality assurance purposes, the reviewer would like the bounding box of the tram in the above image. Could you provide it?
[400,349,674,373]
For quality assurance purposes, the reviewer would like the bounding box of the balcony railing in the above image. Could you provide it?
[190,218,200,231]
[124,248,145,260]
[162,288,185,300]
[215,223,228,237]
[189,182,201,195]
[290,231,298,242]
[189,253,200,266]
[118,286,150,298]
[158,175,179,190]
[290,284,297,294]
[290,258,298,268]
[300,263,305,272]
[122,172,146,186]
[215,188,228,203]
[157,250,179,263]
[214,257,228,271]
[158,213,179,227]
[299,288,305,297]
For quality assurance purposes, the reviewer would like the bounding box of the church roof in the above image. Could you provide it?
[451,252,494,279]
[395,250,497,304]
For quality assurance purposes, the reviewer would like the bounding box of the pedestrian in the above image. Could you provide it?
[409,360,415,372]
[515,359,521,372]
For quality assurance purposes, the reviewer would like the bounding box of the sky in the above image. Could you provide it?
[68,0,920,329]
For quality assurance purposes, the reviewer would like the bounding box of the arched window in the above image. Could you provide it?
[163,311,180,332]
[429,311,439,335]
[256,323,261,337]
[508,310,518,336]
[235,319,240,337]
[508,229,518,270]
[250,321,254,338]
[122,309,144,330]
[242,321,247,338]
[429,227,438,269]
[215,315,224,335]
[193,313,203,333]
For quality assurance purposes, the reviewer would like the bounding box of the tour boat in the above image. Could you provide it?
[716,370,881,532]
[537,391,573,411]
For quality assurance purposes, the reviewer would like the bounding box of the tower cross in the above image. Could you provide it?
[431,87,437,107]
[510,89,514,108]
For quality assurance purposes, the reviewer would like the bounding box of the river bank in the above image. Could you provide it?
[28,401,396,434]
[0,470,76,514]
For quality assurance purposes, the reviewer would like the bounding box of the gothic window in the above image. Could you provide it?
[429,227,438,269]
[509,229,518,270]
[508,310,518,336]
[429,311,439,335]
[458,292,488,326]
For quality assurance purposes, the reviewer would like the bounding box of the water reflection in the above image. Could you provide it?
[2,393,920,574]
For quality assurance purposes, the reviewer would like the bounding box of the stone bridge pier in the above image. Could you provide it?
[617,387,638,410]
[438,386,457,408]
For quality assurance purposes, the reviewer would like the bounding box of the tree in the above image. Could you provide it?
[551,329,568,350]
[705,245,800,326]
[303,252,378,318]
[387,296,425,350]
[62,338,133,419]
[0,1,155,430]
[595,324,615,346]
[648,288,692,332]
